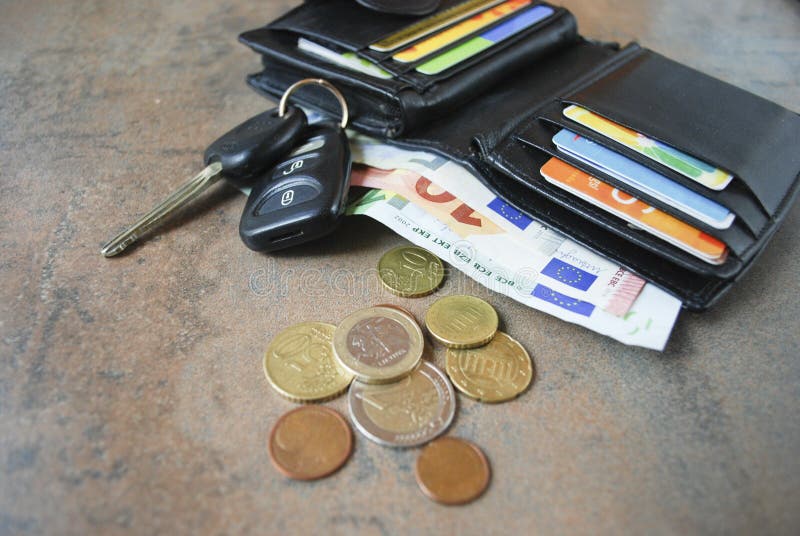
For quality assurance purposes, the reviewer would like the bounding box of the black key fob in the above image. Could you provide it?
[239,121,352,252]
[203,106,307,190]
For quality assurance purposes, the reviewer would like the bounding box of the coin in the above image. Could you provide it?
[268,406,353,480]
[415,437,490,505]
[375,303,417,321]
[333,306,424,384]
[446,331,533,403]
[348,361,455,448]
[425,295,499,348]
[378,245,444,298]
[264,322,354,402]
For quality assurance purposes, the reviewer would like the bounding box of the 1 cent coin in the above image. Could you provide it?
[446,331,533,403]
[425,295,498,349]
[333,306,424,384]
[348,361,455,448]
[415,437,491,505]
[378,245,444,298]
[268,406,353,480]
[264,322,354,402]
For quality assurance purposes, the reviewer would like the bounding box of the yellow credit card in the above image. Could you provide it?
[394,0,532,63]
[370,0,504,53]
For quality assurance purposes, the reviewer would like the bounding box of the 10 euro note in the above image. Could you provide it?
[347,188,681,351]
[351,164,645,317]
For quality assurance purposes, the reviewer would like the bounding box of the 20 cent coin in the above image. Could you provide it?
[445,331,533,403]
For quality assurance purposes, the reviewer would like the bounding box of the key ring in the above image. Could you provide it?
[278,78,349,129]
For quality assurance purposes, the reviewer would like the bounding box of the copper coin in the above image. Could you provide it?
[415,437,491,505]
[268,406,353,480]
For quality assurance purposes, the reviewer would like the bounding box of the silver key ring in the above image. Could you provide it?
[278,78,349,129]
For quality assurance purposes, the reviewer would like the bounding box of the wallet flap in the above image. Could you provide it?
[563,48,800,217]
[532,100,770,237]
[512,120,756,258]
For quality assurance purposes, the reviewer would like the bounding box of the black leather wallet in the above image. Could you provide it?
[239,1,800,311]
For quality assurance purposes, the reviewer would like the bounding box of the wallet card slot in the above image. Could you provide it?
[533,101,769,236]
[513,118,754,257]
[266,0,465,53]
[398,5,574,89]
[483,136,743,278]
[474,156,734,310]
[244,29,410,94]
[363,3,564,75]
[561,48,800,218]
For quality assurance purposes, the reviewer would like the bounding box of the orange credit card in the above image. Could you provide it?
[393,0,532,63]
[540,158,728,264]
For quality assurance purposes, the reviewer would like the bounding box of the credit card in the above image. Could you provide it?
[393,0,531,63]
[540,157,728,264]
[552,129,735,230]
[563,105,734,191]
[416,5,554,75]
[370,0,505,52]
[298,38,393,79]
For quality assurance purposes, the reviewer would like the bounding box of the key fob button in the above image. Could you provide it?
[272,153,322,180]
[254,180,322,216]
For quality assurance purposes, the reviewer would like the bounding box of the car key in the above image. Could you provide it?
[239,119,352,252]
[100,104,308,257]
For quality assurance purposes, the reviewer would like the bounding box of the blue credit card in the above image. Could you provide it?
[552,129,735,230]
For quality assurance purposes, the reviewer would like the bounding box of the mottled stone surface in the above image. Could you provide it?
[0,1,798,534]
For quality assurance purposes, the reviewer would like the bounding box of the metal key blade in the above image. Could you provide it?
[100,161,224,257]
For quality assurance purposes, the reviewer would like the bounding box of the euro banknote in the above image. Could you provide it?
[350,164,646,317]
[347,188,681,350]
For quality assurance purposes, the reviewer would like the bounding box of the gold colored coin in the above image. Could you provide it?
[445,331,533,403]
[378,246,444,298]
[415,437,491,505]
[425,295,498,348]
[375,303,417,322]
[268,406,353,480]
[264,322,354,403]
[333,306,424,384]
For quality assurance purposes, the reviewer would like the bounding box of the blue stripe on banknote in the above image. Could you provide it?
[532,284,595,317]
[540,258,598,291]
[486,197,533,230]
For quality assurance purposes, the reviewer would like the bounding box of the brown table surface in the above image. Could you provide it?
[1,0,799,534]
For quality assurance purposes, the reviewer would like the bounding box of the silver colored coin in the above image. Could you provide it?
[348,361,456,448]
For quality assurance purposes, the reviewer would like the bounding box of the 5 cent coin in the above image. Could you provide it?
[333,306,424,384]
[264,322,354,402]
[378,245,444,298]
[425,295,498,349]
[268,406,353,480]
[348,361,456,448]
[446,331,533,403]
[415,437,491,505]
